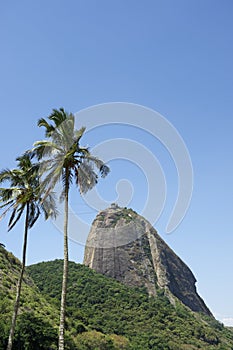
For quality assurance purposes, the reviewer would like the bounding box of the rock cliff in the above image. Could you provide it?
[84,204,212,316]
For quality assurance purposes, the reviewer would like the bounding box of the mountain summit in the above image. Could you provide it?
[84,204,212,316]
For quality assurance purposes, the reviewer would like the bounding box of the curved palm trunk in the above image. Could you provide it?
[7,203,30,350]
[58,177,69,350]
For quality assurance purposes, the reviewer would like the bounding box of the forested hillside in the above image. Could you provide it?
[28,259,233,350]
[0,246,59,349]
[1,245,233,349]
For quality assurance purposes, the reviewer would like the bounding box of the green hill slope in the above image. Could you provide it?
[28,259,233,350]
[0,246,60,349]
[1,244,233,350]
[0,246,130,350]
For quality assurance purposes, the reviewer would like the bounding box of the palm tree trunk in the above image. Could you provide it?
[7,203,30,350]
[58,176,69,350]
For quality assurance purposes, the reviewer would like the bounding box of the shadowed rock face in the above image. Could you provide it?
[84,205,212,316]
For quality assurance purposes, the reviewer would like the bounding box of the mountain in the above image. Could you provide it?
[84,204,212,316]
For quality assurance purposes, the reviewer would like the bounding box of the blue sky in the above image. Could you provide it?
[0,1,233,326]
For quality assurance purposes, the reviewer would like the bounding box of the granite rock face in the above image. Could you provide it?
[84,204,212,316]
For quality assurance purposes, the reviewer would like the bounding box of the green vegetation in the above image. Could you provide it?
[28,259,233,350]
[96,207,138,226]
[110,208,138,224]
[0,246,60,350]
[1,246,233,349]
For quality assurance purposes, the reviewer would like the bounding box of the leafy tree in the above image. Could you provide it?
[0,154,56,350]
[32,108,110,350]
[13,312,57,350]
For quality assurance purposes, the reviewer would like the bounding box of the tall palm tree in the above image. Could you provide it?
[0,154,56,350]
[33,108,110,350]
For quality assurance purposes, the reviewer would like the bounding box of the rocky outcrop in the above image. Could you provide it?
[84,204,212,316]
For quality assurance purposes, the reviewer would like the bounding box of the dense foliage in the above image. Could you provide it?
[0,247,61,349]
[1,246,233,349]
[28,259,233,349]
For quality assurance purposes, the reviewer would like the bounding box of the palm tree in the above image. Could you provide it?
[33,108,110,350]
[0,154,56,350]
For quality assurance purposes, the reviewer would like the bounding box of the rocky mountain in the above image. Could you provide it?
[84,204,212,316]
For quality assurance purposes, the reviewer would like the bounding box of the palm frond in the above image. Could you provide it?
[74,126,86,143]
[48,108,67,127]
[55,116,75,151]
[8,205,25,231]
[0,149,57,232]
[38,118,55,137]
[78,147,90,156]
[0,169,22,186]
[40,157,64,188]
[8,207,18,229]
[0,188,22,202]
[16,154,32,170]
[41,191,58,219]
[99,164,110,178]
[0,188,13,202]
[85,155,110,178]
[28,204,40,229]
[0,199,14,209]
[32,140,63,160]
[78,162,98,194]
[0,168,11,182]
[34,140,63,151]
[0,202,15,221]
[49,130,65,148]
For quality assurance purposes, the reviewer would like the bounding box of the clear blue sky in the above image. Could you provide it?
[0,1,233,326]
